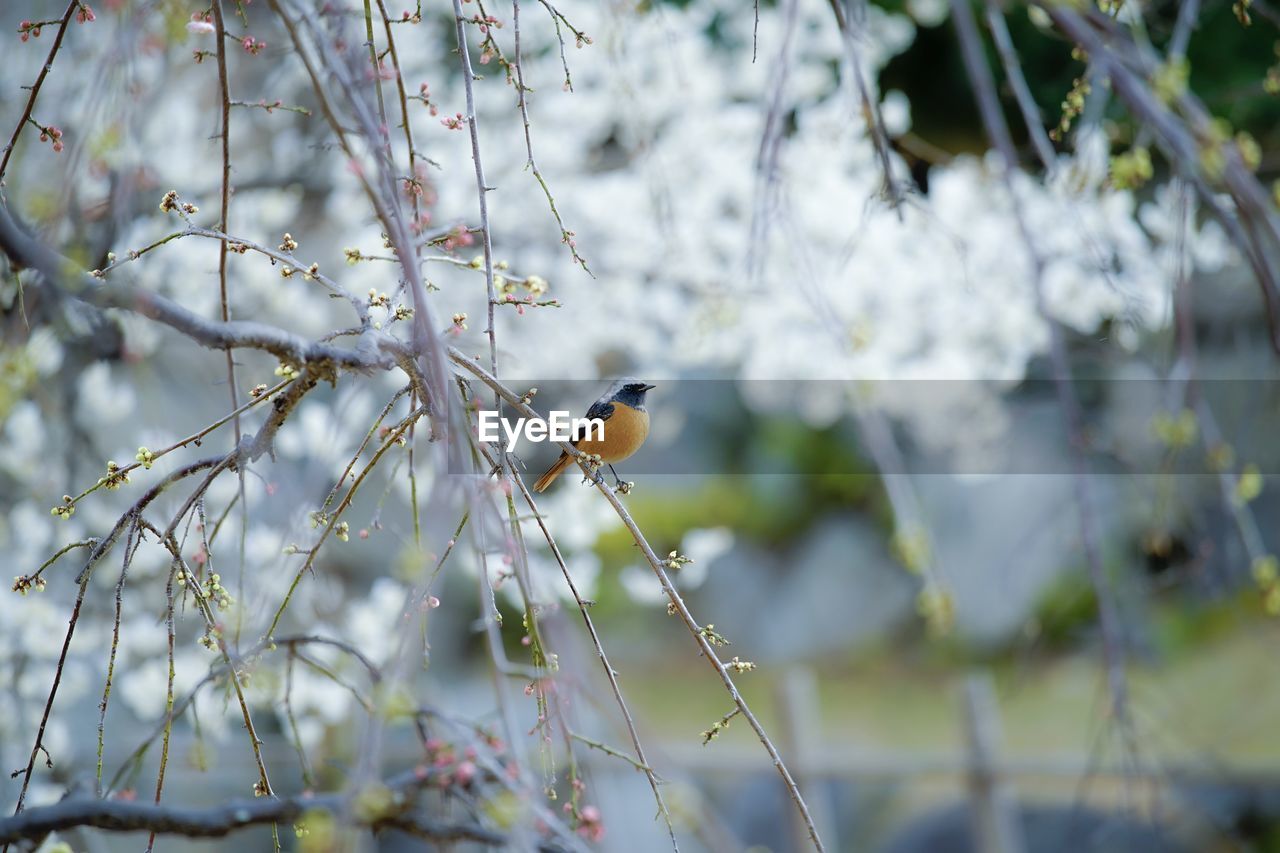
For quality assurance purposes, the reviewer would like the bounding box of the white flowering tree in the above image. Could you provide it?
[0,0,1276,850]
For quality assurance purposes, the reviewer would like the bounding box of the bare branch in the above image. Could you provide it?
[0,0,79,180]
[451,0,500,383]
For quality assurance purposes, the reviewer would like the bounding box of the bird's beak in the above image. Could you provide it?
[642,383,656,391]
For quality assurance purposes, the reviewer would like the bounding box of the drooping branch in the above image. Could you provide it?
[512,0,592,273]
[10,457,224,825]
[510,468,678,848]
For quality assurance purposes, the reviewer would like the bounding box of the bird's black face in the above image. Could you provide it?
[613,381,656,410]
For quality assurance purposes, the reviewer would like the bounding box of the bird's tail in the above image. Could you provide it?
[533,453,572,492]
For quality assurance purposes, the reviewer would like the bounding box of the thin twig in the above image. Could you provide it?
[514,472,679,850]
[749,0,800,284]
[210,0,242,448]
[513,0,591,273]
[826,0,904,209]
[374,0,424,236]
[0,0,79,180]
[451,0,500,385]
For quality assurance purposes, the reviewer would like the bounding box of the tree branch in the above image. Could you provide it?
[0,768,545,848]
[0,199,394,373]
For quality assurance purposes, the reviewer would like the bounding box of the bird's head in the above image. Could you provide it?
[611,380,656,409]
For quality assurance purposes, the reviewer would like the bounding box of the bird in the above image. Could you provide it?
[533,380,656,492]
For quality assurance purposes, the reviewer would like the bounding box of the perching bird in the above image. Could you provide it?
[533,380,655,492]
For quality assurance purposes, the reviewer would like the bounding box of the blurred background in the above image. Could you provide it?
[2,0,1280,851]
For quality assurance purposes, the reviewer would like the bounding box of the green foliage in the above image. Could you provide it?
[1028,570,1099,651]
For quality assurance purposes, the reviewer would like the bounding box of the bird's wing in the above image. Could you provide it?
[574,398,614,443]
[584,398,616,421]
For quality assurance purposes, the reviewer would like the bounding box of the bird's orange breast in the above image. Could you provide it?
[575,403,649,463]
